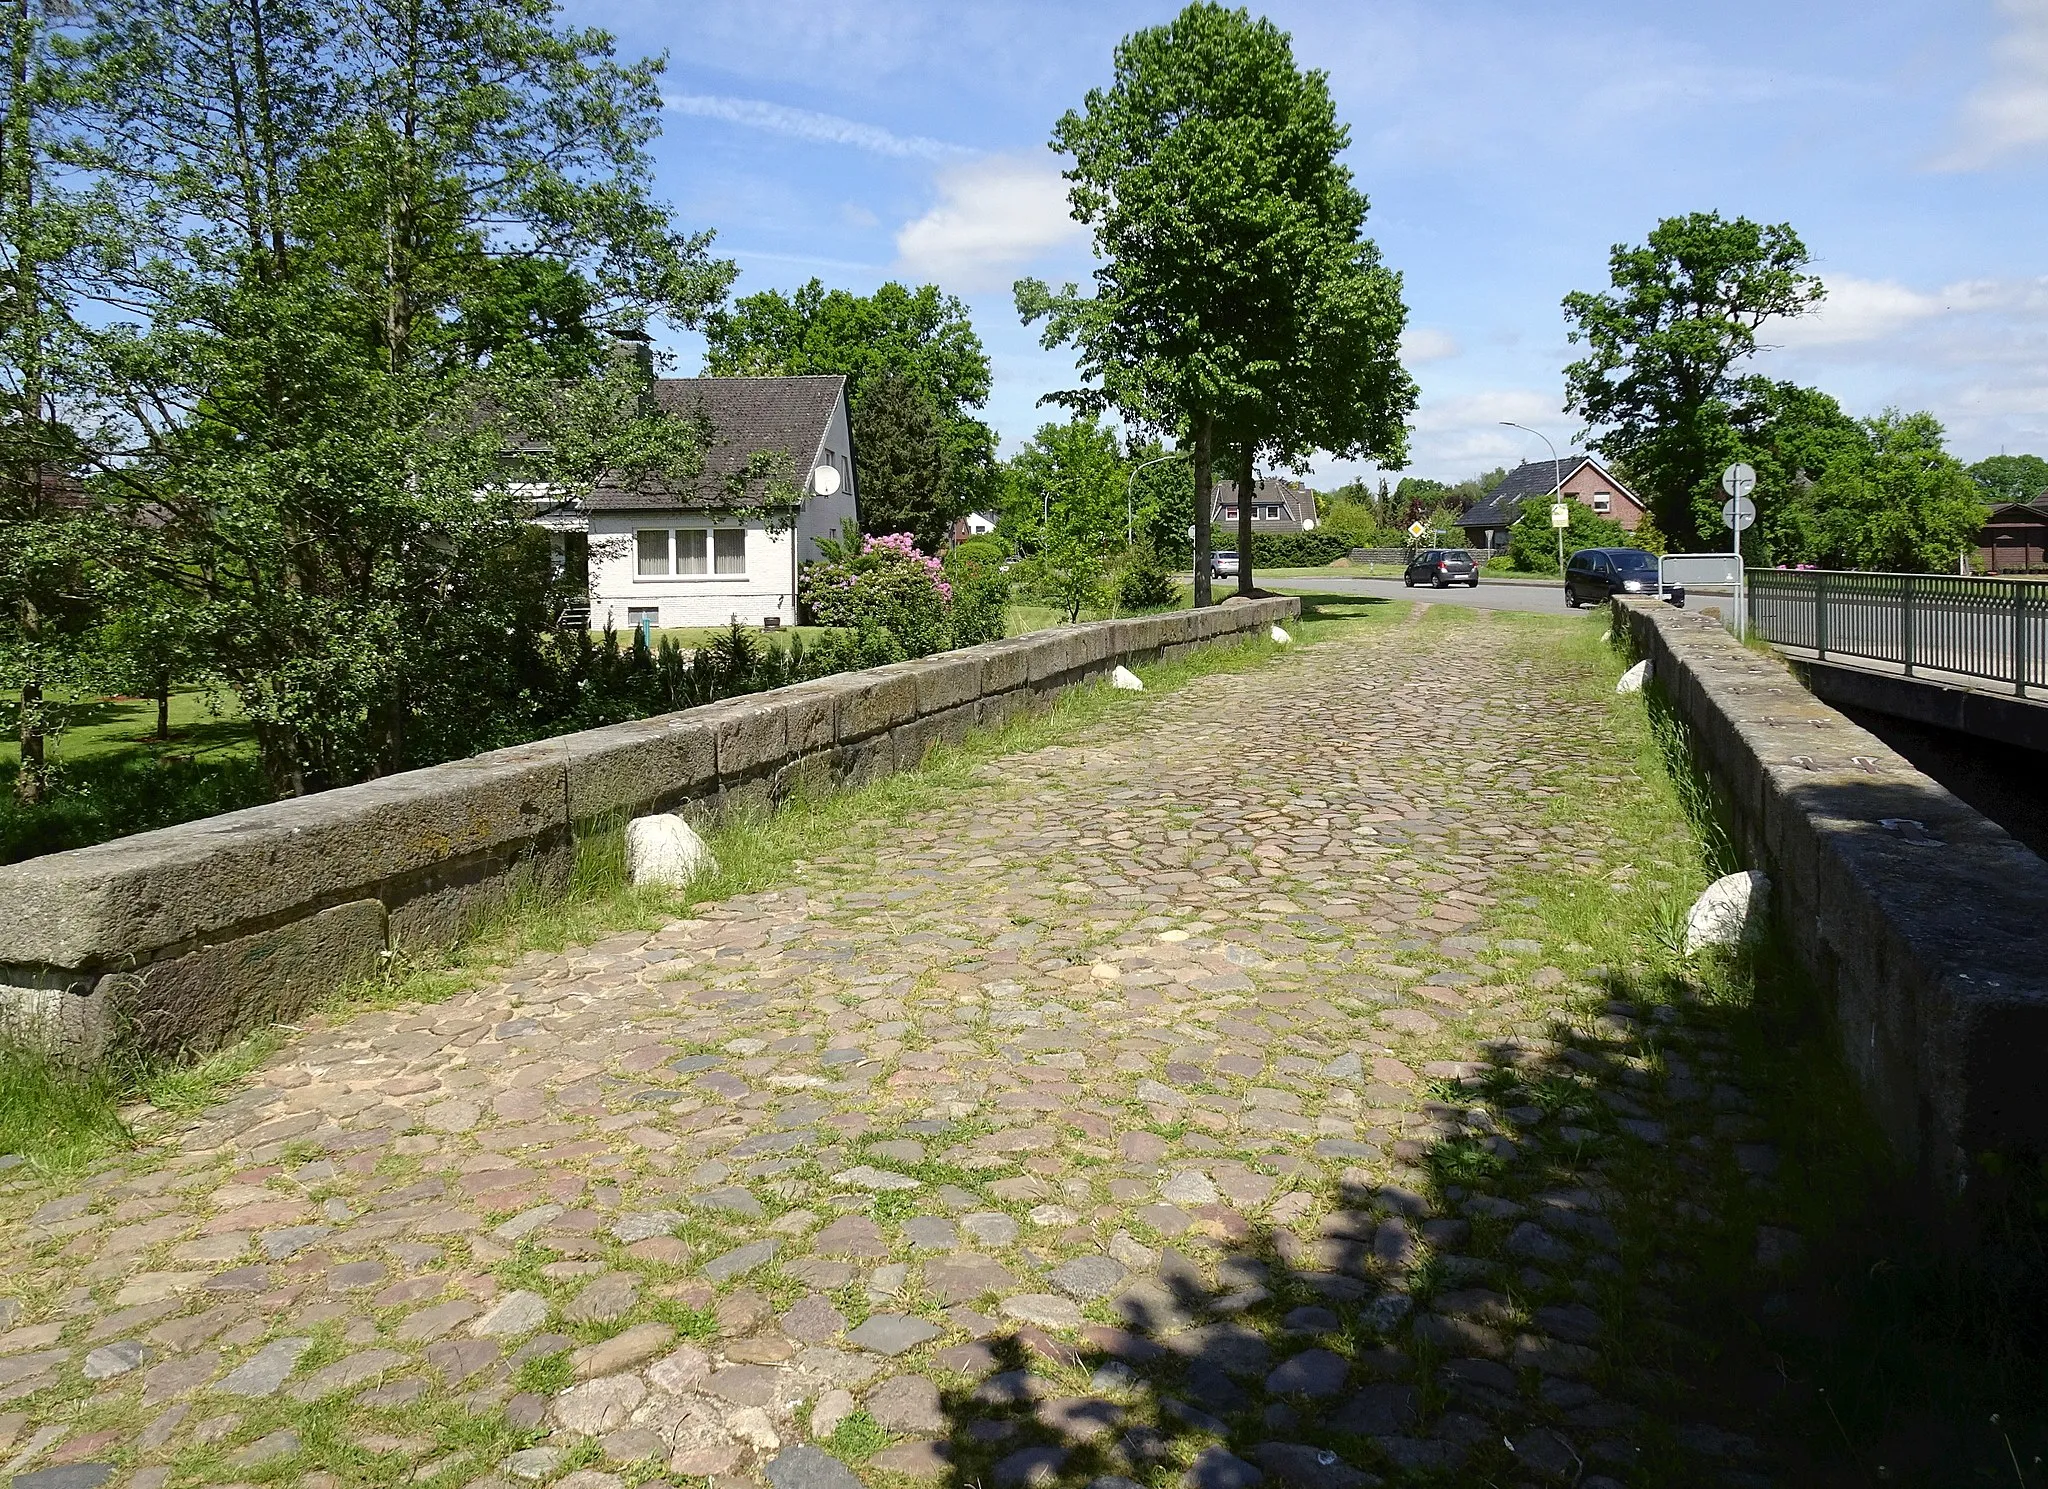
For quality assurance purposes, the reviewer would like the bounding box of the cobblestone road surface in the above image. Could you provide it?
[0,608,1778,1489]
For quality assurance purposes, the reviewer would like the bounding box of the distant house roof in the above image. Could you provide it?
[585,375,847,512]
[1213,477,1314,513]
[1457,455,1641,530]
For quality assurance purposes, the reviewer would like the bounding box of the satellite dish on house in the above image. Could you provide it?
[811,464,842,496]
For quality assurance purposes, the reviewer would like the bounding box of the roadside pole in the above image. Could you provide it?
[1721,463,1757,642]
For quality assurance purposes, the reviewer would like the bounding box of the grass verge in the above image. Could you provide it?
[0,593,1399,1178]
[1466,608,2047,1485]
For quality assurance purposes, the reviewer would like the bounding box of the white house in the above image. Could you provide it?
[573,375,859,632]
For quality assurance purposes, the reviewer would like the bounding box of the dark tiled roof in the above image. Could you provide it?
[585,375,845,511]
[1456,456,1593,530]
[1213,477,1314,515]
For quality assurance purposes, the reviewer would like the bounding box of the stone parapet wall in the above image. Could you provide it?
[0,597,1299,1061]
[1614,598,2048,1211]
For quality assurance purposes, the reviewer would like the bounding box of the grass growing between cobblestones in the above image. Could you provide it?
[1449,609,2048,1485]
[0,596,1394,1180]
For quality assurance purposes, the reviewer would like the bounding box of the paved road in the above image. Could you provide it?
[1267,573,1590,616]
[0,612,1787,1488]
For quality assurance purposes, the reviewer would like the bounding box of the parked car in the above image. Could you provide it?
[1210,549,1240,579]
[1563,547,1663,607]
[1402,549,1479,588]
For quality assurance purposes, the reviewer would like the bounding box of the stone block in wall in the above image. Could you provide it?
[0,742,568,973]
[560,713,717,823]
[832,666,921,742]
[978,688,1030,732]
[1151,611,1198,650]
[773,682,838,757]
[771,748,837,804]
[908,653,983,716]
[705,695,792,784]
[966,637,1036,695]
[0,967,108,1062]
[838,731,896,788]
[1070,621,1116,674]
[1027,630,1083,686]
[385,837,574,952]
[121,899,390,1058]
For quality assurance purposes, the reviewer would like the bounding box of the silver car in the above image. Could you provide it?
[1210,549,1241,578]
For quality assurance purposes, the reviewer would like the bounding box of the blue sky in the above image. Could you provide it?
[574,0,2048,485]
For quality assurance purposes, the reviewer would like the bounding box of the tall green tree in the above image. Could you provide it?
[1967,452,2048,505]
[71,0,732,793]
[1563,212,1825,549]
[1779,411,1985,572]
[849,368,950,552]
[998,416,1128,550]
[701,278,997,539]
[1018,2,1412,604]
[0,0,114,803]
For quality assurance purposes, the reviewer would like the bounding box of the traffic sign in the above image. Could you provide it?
[1721,496,1756,532]
[1407,520,1426,539]
[1550,503,1570,529]
[1721,462,1757,499]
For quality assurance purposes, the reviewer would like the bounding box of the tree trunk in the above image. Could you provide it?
[1191,416,1213,609]
[156,672,170,741]
[16,677,43,805]
[1237,443,1257,598]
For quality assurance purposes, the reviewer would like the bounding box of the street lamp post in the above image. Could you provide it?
[1121,451,1190,547]
[1501,421,1565,574]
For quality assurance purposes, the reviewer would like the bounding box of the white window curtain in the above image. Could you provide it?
[635,529,669,577]
[676,529,709,575]
[714,529,747,574]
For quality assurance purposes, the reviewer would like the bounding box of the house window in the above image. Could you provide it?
[676,529,709,575]
[635,529,669,577]
[714,528,747,574]
[1223,506,1238,520]
[1591,492,1612,513]
[626,607,659,635]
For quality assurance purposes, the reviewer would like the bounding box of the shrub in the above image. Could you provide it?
[1017,537,1108,623]
[1247,530,1354,568]
[800,532,953,659]
[1116,541,1179,611]
[1505,498,1632,573]
[944,545,1011,647]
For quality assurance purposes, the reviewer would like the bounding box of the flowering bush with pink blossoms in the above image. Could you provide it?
[801,528,993,661]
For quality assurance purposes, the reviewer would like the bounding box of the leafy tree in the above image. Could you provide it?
[0,0,116,803]
[69,0,732,794]
[1019,2,1413,605]
[1019,535,1108,623]
[998,416,1128,552]
[1779,411,1984,572]
[849,369,951,552]
[1504,499,1632,575]
[702,278,998,533]
[1563,212,1825,548]
[1967,452,2048,505]
[1727,379,1870,565]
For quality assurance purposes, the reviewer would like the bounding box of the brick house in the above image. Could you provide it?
[1979,502,2048,573]
[1457,456,1646,551]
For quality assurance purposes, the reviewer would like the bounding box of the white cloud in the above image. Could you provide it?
[1767,276,1949,348]
[1400,327,1459,363]
[1935,0,2048,169]
[665,93,970,161]
[894,156,1087,291]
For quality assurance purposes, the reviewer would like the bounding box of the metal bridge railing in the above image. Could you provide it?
[1746,569,2048,697]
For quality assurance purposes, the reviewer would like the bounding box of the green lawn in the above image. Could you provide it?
[0,687,254,769]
